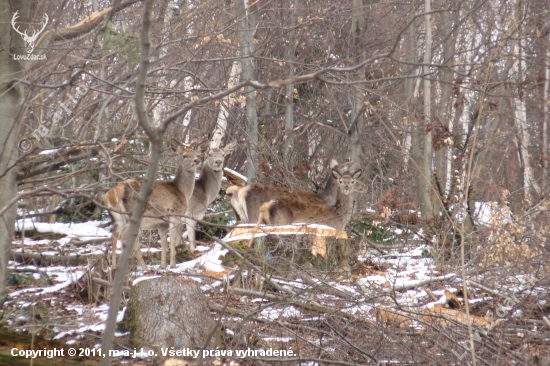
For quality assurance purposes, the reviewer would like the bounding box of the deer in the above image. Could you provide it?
[104,139,202,270]
[184,142,237,252]
[226,159,355,224]
[11,11,49,54]
[258,167,364,230]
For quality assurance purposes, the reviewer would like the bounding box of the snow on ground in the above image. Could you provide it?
[9,212,535,362]
[14,219,110,247]
[7,218,441,346]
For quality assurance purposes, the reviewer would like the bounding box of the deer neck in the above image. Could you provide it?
[318,174,339,206]
[334,189,355,221]
[196,163,223,204]
[173,162,197,203]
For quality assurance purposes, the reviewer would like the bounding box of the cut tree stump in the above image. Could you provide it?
[224,224,354,275]
[125,277,217,355]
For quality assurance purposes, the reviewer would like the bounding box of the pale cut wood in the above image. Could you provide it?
[224,223,348,258]
[422,304,498,329]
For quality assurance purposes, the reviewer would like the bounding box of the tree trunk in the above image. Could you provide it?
[99,1,165,363]
[418,0,434,218]
[283,0,298,168]
[542,34,550,194]
[403,0,418,173]
[126,277,216,352]
[435,0,456,197]
[347,0,365,172]
[211,61,241,149]
[0,0,26,310]
[509,0,541,203]
[237,0,259,183]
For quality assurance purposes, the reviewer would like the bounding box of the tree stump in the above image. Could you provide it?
[125,277,216,353]
[224,224,355,276]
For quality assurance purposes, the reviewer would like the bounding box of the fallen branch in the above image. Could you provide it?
[384,273,457,292]
[10,250,93,266]
[230,287,376,327]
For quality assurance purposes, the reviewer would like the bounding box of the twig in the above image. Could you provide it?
[91,277,130,293]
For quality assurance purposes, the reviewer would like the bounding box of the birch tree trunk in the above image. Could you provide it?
[413,0,434,219]
[509,0,541,203]
[435,0,456,197]
[237,0,259,183]
[0,0,26,310]
[211,61,241,149]
[403,1,418,173]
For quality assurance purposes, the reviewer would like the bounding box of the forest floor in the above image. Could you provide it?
[2,213,549,365]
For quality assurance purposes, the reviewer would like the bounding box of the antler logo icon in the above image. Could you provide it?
[11,11,49,54]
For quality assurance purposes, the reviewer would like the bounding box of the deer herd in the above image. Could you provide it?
[104,139,364,269]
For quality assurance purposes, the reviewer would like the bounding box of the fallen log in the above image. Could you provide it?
[224,224,354,274]
[9,250,92,266]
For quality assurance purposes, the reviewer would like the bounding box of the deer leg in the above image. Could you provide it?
[159,225,168,269]
[111,224,118,268]
[169,219,181,268]
[186,219,197,252]
[133,230,148,271]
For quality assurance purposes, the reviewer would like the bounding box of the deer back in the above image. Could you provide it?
[258,168,363,230]
[228,159,355,223]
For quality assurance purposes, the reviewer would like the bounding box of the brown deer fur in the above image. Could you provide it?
[185,142,236,251]
[104,139,201,269]
[226,160,354,223]
[258,168,363,230]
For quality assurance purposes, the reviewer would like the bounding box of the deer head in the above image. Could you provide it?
[332,167,363,195]
[170,138,202,172]
[205,141,237,172]
[12,11,49,54]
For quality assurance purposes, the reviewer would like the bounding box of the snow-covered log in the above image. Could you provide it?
[224,223,353,273]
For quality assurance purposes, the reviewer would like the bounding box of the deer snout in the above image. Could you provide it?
[193,158,201,166]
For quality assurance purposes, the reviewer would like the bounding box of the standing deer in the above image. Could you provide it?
[226,160,355,223]
[258,167,363,230]
[104,139,201,270]
[185,142,237,251]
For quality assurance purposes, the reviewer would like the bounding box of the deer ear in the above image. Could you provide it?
[223,141,237,154]
[170,138,181,152]
[331,169,342,180]
[352,169,363,180]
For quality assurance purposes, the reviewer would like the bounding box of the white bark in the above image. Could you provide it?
[509,2,541,201]
[418,0,434,218]
[211,61,241,149]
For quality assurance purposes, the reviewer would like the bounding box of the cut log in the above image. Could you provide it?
[125,277,217,354]
[224,224,354,274]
